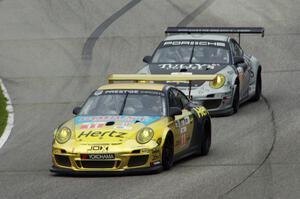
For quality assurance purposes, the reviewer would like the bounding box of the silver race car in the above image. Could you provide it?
[138,27,264,116]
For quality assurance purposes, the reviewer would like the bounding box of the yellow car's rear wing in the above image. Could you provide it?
[107,74,217,98]
[108,74,217,83]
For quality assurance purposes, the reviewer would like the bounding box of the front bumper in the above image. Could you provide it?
[50,164,162,176]
[180,86,234,116]
[50,146,162,175]
[192,96,233,116]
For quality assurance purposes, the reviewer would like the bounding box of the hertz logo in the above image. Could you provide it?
[193,107,208,118]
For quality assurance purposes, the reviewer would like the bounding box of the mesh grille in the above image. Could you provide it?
[128,155,148,167]
[55,155,71,167]
[80,161,115,168]
[202,99,222,109]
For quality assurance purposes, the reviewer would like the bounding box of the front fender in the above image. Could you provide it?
[160,127,173,148]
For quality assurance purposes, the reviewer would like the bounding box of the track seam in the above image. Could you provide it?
[220,95,277,198]
[0,79,14,149]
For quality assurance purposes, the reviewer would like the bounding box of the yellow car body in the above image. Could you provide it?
[50,75,213,175]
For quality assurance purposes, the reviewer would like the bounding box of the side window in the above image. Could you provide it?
[233,41,243,57]
[230,39,243,57]
[168,89,183,109]
[175,89,189,108]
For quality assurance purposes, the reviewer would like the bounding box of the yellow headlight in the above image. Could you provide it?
[136,127,154,144]
[55,127,72,144]
[209,74,225,89]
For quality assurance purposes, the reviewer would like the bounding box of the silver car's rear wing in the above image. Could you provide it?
[165,27,265,43]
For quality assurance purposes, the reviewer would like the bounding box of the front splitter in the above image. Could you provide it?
[50,165,163,176]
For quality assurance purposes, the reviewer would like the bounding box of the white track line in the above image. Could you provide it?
[0,78,14,149]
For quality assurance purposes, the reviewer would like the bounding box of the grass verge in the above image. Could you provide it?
[0,85,8,137]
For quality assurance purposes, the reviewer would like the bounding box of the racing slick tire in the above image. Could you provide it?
[250,68,262,102]
[232,84,240,113]
[195,118,211,156]
[162,133,174,170]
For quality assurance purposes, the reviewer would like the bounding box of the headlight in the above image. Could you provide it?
[209,74,225,89]
[55,127,72,144]
[136,127,154,144]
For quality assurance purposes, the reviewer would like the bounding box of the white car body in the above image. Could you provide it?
[138,32,262,115]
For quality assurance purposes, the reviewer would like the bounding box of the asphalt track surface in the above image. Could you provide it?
[0,0,299,198]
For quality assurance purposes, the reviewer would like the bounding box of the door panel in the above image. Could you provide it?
[173,109,194,154]
[237,62,250,99]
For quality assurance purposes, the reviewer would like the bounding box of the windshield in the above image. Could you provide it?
[80,90,166,116]
[152,41,230,64]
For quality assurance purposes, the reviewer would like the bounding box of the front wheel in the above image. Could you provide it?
[195,119,211,156]
[232,84,240,113]
[200,120,211,156]
[250,69,262,101]
[162,134,174,170]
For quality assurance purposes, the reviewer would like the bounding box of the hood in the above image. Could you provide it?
[146,63,228,87]
[149,63,227,74]
[73,116,161,143]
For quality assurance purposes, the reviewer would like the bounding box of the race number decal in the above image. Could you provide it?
[180,127,187,145]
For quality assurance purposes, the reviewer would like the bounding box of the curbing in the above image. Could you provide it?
[0,78,14,149]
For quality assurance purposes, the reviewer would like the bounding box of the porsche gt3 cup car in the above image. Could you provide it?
[138,27,264,116]
[50,74,213,175]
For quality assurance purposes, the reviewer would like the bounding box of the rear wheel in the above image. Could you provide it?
[232,84,240,113]
[251,69,262,101]
[162,133,174,170]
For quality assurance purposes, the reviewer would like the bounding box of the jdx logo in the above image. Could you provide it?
[87,145,109,152]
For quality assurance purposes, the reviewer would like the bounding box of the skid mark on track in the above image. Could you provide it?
[220,95,277,198]
[166,0,188,17]
[168,0,215,27]
[81,0,141,62]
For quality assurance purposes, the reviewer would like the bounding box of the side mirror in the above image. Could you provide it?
[234,56,245,65]
[169,107,182,117]
[143,56,152,63]
[72,107,81,115]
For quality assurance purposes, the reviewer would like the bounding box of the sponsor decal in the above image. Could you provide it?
[184,116,190,124]
[163,41,226,47]
[81,154,115,160]
[104,90,139,94]
[193,107,208,118]
[94,90,103,96]
[159,64,217,70]
[114,125,133,130]
[80,122,105,130]
[180,127,187,145]
[175,116,190,128]
[77,130,127,139]
[101,90,165,96]
[87,145,109,152]
[75,116,160,126]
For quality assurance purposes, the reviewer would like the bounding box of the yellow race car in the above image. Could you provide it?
[50,74,214,175]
